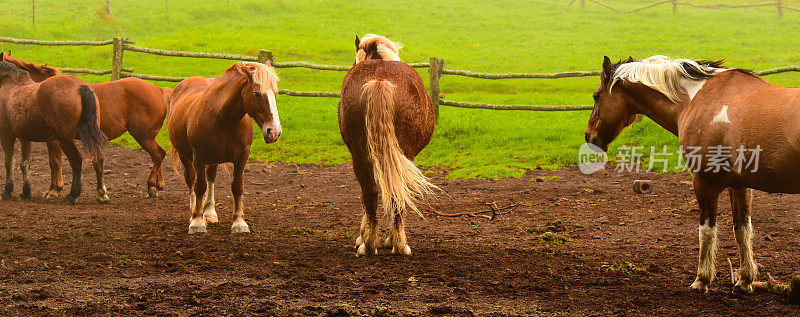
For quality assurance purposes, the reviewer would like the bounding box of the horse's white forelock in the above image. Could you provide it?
[610,55,718,103]
[355,34,403,63]
[242,62,279,94]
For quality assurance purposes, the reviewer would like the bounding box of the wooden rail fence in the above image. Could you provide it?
[1,36,799,112]
[569,0,800,17]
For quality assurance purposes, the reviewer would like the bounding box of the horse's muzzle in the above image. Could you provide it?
[263,127,281,143]
[585,132,608,152]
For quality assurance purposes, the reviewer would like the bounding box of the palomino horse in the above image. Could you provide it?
[585,55,800,294]
[340,34,437,256]
[0,52,107,204]
[169,62,281,234]
[2,53,171,198]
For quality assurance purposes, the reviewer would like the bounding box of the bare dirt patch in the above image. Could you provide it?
[0,144,799,315]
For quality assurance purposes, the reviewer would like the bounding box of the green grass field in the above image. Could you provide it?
[2,0,800,179]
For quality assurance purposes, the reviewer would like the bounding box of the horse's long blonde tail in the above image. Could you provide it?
[363,79,437,218]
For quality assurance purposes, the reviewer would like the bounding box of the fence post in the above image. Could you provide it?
[580,0,585,8]
[111,37,124,80]
[429,57,444,118]
[257,49,274,63]
[672,0,678,14]
[777,0,784,18]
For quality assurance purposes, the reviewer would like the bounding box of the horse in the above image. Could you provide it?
[168,62,281,234]
[2,52,171,198]
[0,52,107,204]
[584,54,800,294]
[339,34,437,257]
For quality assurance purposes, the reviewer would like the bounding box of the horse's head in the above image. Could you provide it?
[0,52,30,83]
[355,34,403,64]
[234,62,281,143]
[584,56,638,151]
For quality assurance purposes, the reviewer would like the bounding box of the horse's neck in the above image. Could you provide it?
[204,74,247,122]
[630,87,686,136]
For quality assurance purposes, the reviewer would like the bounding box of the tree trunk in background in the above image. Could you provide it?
[165,0,169,13]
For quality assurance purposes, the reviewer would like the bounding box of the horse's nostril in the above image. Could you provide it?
[266,128,272,135]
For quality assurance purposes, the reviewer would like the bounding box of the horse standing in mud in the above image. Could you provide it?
[2,53,171,198]
[585,55,800,294]
[0,53,107,204]
[169,62,281,234]
[339,35,437,256]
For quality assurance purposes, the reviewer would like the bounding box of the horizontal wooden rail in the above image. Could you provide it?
[60,67,133,75]
[278,89,340,98]
[123,45,260,62]
[0,37,134,46]
[755,65,800,76]
[440,99,594,111]
[442,69,601,79]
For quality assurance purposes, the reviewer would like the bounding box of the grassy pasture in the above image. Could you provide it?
[2,0,800,179]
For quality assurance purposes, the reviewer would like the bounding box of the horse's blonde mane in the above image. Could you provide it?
[611,55,720,103]
[242,62,279,93]
[356,34,403,63]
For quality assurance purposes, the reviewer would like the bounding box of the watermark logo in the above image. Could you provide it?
[578,143,608,174]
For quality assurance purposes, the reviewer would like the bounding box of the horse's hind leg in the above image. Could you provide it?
[43,141,64,199]
[134,136,166,198]
[689,175,724,293]
[188,159,208,234]
[353,156,379,256]
[202,165,219,223]
[230,159,249,234]
[389,209,411,255]
[60,140,83,204]
[19,141,31,200]
[1,137,15,199]
[91,145,109,203]
[178,154,196,210]
[729,187,757,294]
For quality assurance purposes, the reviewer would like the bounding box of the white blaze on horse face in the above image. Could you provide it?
[262,90,281,142]
[711,105,731,124]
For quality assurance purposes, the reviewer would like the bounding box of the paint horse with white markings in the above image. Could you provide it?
[585,55,800,294]
[169,62,281,234]
[340,34,437,256]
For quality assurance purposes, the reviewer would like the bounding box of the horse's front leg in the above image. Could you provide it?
[230,159,249,234]
[91,146,109,203]
[43,140,64,199]
[1,137,15,199]
[729,187,757,294]
[690,175,724,293]
[19,141,31,199]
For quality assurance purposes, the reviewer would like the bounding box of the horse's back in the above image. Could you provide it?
[340,60,435,158]
[90,78,169,140]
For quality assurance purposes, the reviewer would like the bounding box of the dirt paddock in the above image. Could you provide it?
[1,143,799,316]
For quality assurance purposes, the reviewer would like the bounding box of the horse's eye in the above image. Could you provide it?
[253,92,260,97]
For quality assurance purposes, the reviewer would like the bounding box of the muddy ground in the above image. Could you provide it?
[0,143,799,316]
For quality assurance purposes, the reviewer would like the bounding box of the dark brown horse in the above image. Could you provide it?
[169,62,281,234]
[585,55,800,294]
[340,34,437,257]
[0,52,106,204]
[2,53,171,198]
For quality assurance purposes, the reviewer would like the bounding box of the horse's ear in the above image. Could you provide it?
[355,35,361,51]
[602,56,613,78]
[0,52,4,61]
[626,56,634,63]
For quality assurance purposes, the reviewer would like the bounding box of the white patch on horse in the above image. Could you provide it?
[711,105,731,124]
[680,78,707,101]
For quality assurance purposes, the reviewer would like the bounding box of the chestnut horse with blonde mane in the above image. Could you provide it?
[2,52,172,198]
[340,34,437,257]
[169,62,281,234]
[0,53,106,204]
[586,55,800,294]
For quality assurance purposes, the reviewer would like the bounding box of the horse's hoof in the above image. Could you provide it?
[42,192,57,199]
[733,282,754,294]
[21,184,31,200]
[391,244,412,256]
[203,209,219,223]
[1,193,12,200]
[96,194,110,204]
[65,196,78,205]
[690,280,709,293]
[188,217,206,234]
[231,220,249,234]
[356,243,377,257]
[147,187,158,198]
[355,236,363,249]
